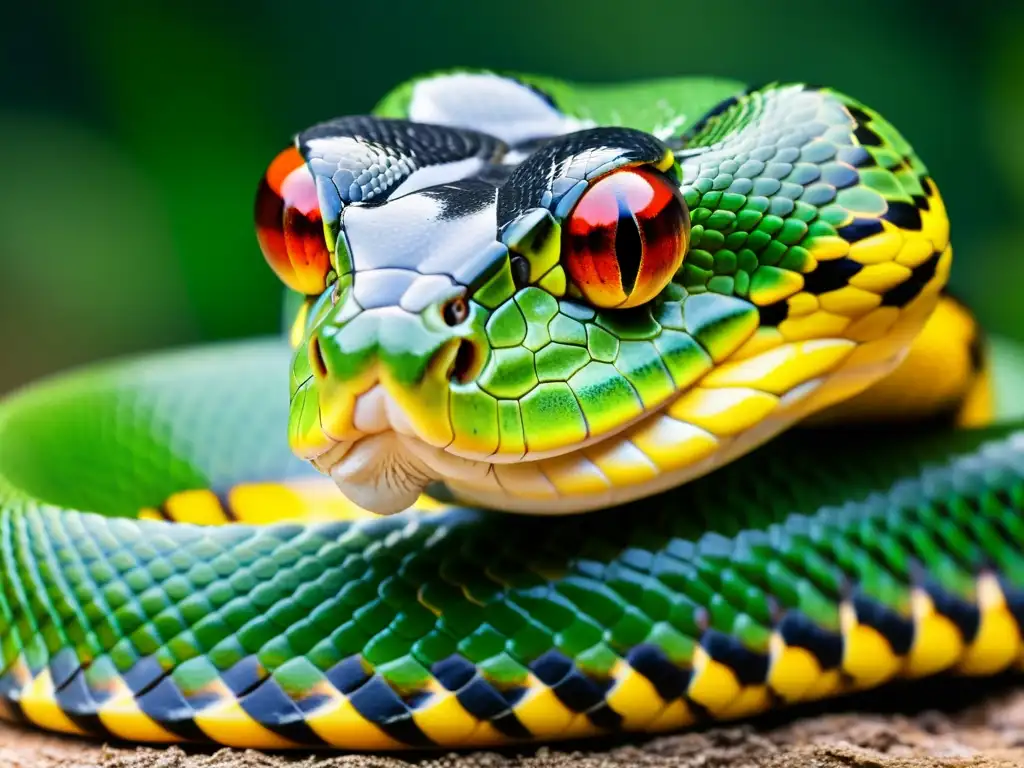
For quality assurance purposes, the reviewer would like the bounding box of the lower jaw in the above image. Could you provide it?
[317,325,919,517]
[319,431,499,515]
[449,391,815,515]
[457,348,908,514]
[316,359,891,518]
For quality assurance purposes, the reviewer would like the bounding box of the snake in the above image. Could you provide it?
[1,70,1023,752]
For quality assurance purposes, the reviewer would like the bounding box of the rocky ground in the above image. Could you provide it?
[2,676,1024,768]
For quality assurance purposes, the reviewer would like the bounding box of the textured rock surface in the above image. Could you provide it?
[2,677,1024,768]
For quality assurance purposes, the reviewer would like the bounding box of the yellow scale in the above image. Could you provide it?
[139,479,452,527]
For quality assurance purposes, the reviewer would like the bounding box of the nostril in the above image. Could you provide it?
[448,338,479,384]
[308,335,329,379]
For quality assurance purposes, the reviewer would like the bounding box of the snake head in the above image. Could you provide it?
[256,79,951,515]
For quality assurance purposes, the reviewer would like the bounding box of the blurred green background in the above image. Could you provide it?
[1,0,1021,394]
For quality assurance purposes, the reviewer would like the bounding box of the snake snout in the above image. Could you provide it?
[307,330,479,386]
[288,276,500,514]
[284,183,511,503]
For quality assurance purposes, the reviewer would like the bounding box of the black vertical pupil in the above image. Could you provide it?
[614,196,643,296]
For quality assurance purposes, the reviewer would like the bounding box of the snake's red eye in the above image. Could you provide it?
[255,146,331,295]
[563,166,689,309]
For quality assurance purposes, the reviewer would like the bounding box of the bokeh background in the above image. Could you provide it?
[1,0,1021,393]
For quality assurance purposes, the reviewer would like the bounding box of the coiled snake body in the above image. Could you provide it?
[1,71,1022,750]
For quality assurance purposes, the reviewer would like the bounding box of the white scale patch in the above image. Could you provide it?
[408,72,594,146]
